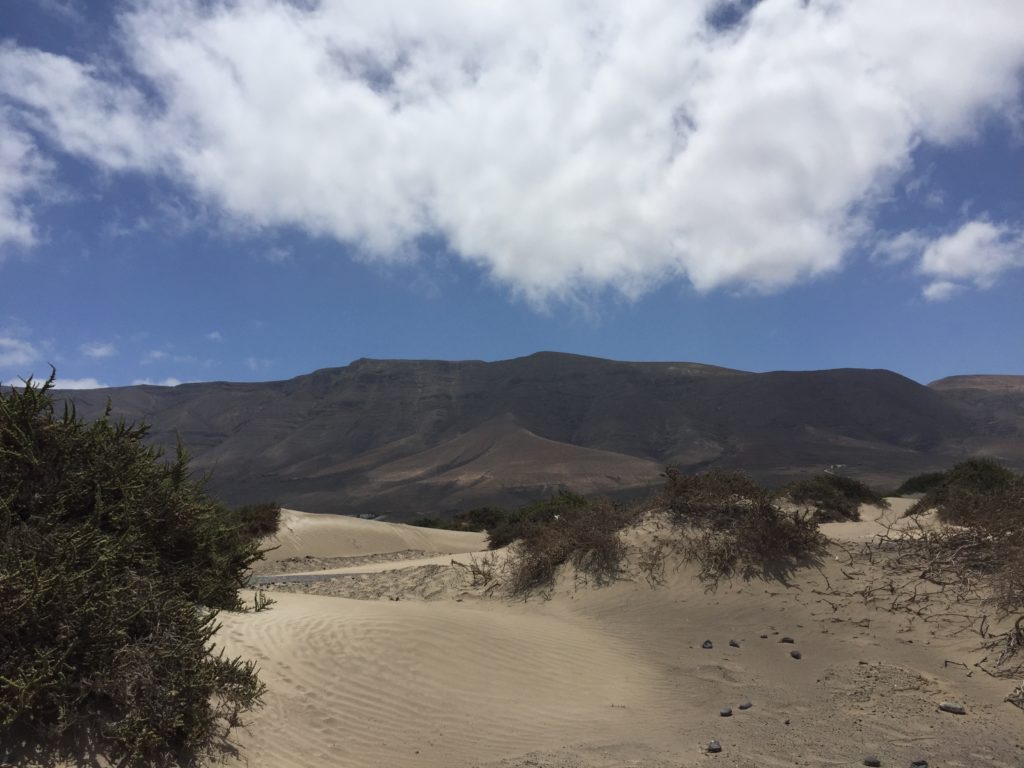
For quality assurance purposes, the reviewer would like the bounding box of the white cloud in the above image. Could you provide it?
[132,376,182,386]
[921,280,960,302]
[919,219,1024,298]
[262,246,292,264]
[872,231,930,264]
[143,349,168,362]
[0,114,52,251]
[1,1,1024,300]
[80,340,117,358]
[205,330,223,341]
[245,356,271,371]
[0,335,39,368]
[54,376,105,389]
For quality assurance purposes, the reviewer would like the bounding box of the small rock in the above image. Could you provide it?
[760,633,768,639]
[938,702,966,715]
[790,650,802,660]
[707,740,722,754]
[729,639,740,648]
[909,761,928,768]
[702,640,713,649]
[738,701,752,710]
[720,707,733,717]
[784,719,791,725]
[863,757,881,767]
[780,636,795,644]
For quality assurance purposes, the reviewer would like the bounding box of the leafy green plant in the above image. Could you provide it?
[0,372,269,767]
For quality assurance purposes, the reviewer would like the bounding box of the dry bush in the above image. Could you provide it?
[662,470,826,583]
[904,469,1024,614]
[660,468,764,527]
[833,470,1024,703]
[1009,681,1024,711]
[907,457,1016,519]
[504,500,638,596]
[487,491,589,550]
[785,474,888,522]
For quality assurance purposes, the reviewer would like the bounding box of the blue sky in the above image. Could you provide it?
[1,0,1023,388]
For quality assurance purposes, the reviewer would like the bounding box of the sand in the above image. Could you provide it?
[220,503,1024,768]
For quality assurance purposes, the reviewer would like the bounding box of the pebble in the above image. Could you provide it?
[863,757,881,767]
[938,701,966,715]
[720,707,733,717]
[702,640,713,649]
[738,701,752,710]
[760,633,769,639]
[707,740,722,753]
[729,639,740,648]
[790,650,802,660]
[910,761,928,768]
[780,636,795,644]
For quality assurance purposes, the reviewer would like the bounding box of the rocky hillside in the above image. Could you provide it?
[56,353,1024,518]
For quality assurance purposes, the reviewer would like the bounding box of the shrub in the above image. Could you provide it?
[409,506,507,532]
[660,468,765,528]
[504,499,638,596]
[893,471,946,496]
[662,469,827,582]
[908,458,1017,521]
[0,374,267,767]
[486,491,588,549]
[785,474,888,522]
[232,501,282,540]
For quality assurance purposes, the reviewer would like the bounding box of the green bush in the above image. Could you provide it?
[486,491,588,549]
[232,501,283,540]
[908,458,1017,520]
[893,471,946,496]
[0,374,267,767]
[785,474,888,522]
[409,506,507,532]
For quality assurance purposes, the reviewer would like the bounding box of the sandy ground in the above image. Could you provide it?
[219,502,1024,768]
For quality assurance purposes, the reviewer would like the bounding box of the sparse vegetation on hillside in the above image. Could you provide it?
[0,374,274,767]
[785,473,889,522]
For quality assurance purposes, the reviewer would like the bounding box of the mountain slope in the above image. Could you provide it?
[56,353,1021,517]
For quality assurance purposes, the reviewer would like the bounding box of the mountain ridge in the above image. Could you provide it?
[52,353,1024,518]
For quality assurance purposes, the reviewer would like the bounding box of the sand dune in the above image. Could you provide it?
[259,509,488,563]
[219,593,665,768]
[222,503,1024,768]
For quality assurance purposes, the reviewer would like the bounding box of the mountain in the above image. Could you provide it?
[54,353,1024,518]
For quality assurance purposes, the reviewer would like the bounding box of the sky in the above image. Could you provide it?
[1,0,1023,389]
